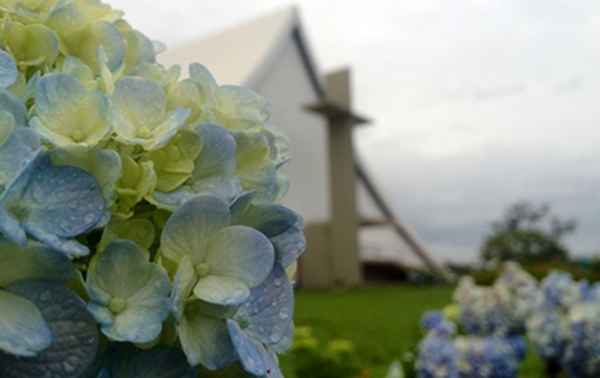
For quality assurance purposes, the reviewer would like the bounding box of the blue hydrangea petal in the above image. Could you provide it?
[0,207,27,246]
[178,302,237,369]
[24,226,90,258]
[1,281,100,377]
[270,322,293,354]
[0,89,27,127]
[206,225,274,289]
[271,222,305,268]
[193,275,250,307]
[0,50,17,89]
[227,320,268,376]
[0,153,105,257]
[234,264,293,346]
[230,194,296,236]
[160,195,230,263]
[21,154,105,237]
[0,128,40,192]
[192,123,237,179]
[0,289,52,357]
[262,353,284,378]
[50,147,122,205]
[231,194,306,268]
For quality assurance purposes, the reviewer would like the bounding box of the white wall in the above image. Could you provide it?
[252,37,331,223]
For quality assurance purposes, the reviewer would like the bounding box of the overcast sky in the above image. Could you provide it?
[113,0,600,261]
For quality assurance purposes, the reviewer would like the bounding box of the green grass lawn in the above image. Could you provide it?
[280,285,544,378]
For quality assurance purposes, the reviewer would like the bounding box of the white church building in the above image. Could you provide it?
[159,7,448,288]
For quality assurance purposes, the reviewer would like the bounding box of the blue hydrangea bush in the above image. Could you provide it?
[0,1,305,377]
[416,263,600,378]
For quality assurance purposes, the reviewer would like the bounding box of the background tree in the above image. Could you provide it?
[480,201,576,263]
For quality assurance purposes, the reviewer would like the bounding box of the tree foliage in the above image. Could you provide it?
[481,201,575,263]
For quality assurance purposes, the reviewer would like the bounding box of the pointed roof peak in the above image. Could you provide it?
[158,6,304,86]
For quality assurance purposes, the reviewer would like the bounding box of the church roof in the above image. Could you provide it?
[158,6,324,95]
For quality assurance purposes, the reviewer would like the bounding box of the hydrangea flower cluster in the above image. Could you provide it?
[453,263,537,336]
[416,311,459,378]
[415,311,524,378]
[526,271,586,361]
[526,271,600,378]
[453,336,522,378]
[419,264,600,378]
[0,0,305,377]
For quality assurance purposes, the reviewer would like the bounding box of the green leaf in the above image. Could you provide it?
[106,345,196,378]
[0,239,76,288]
[98,217,155,252]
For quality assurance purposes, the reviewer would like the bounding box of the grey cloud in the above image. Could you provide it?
[113,0,600,262]
[554,76,584,94]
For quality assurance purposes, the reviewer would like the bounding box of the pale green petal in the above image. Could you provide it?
[111,76,189,150]
[146,129,202,192]
[63,21,125,73]
[47,0,123,38]
[160,195,230,263]
[131,62,180,90]
[213,85,269,130]
[116,20,156,73]
[113,154,156,218]
[31,73,110,147]
[206,225,275,288]
[234,129,271,172]
[86,240,171,343]
[87,240,154,299]
[5,21,59,66]
[170,255,196,321]
[168,79,204,124]
[0,290,52,357]
[103,270,170,343]
[193,275,249,306]
[178,301,236,369]
[234,129,289,202]
[147,108,191,150]
[59,56,97,90]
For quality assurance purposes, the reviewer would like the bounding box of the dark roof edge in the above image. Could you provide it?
[245,8,326,99]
